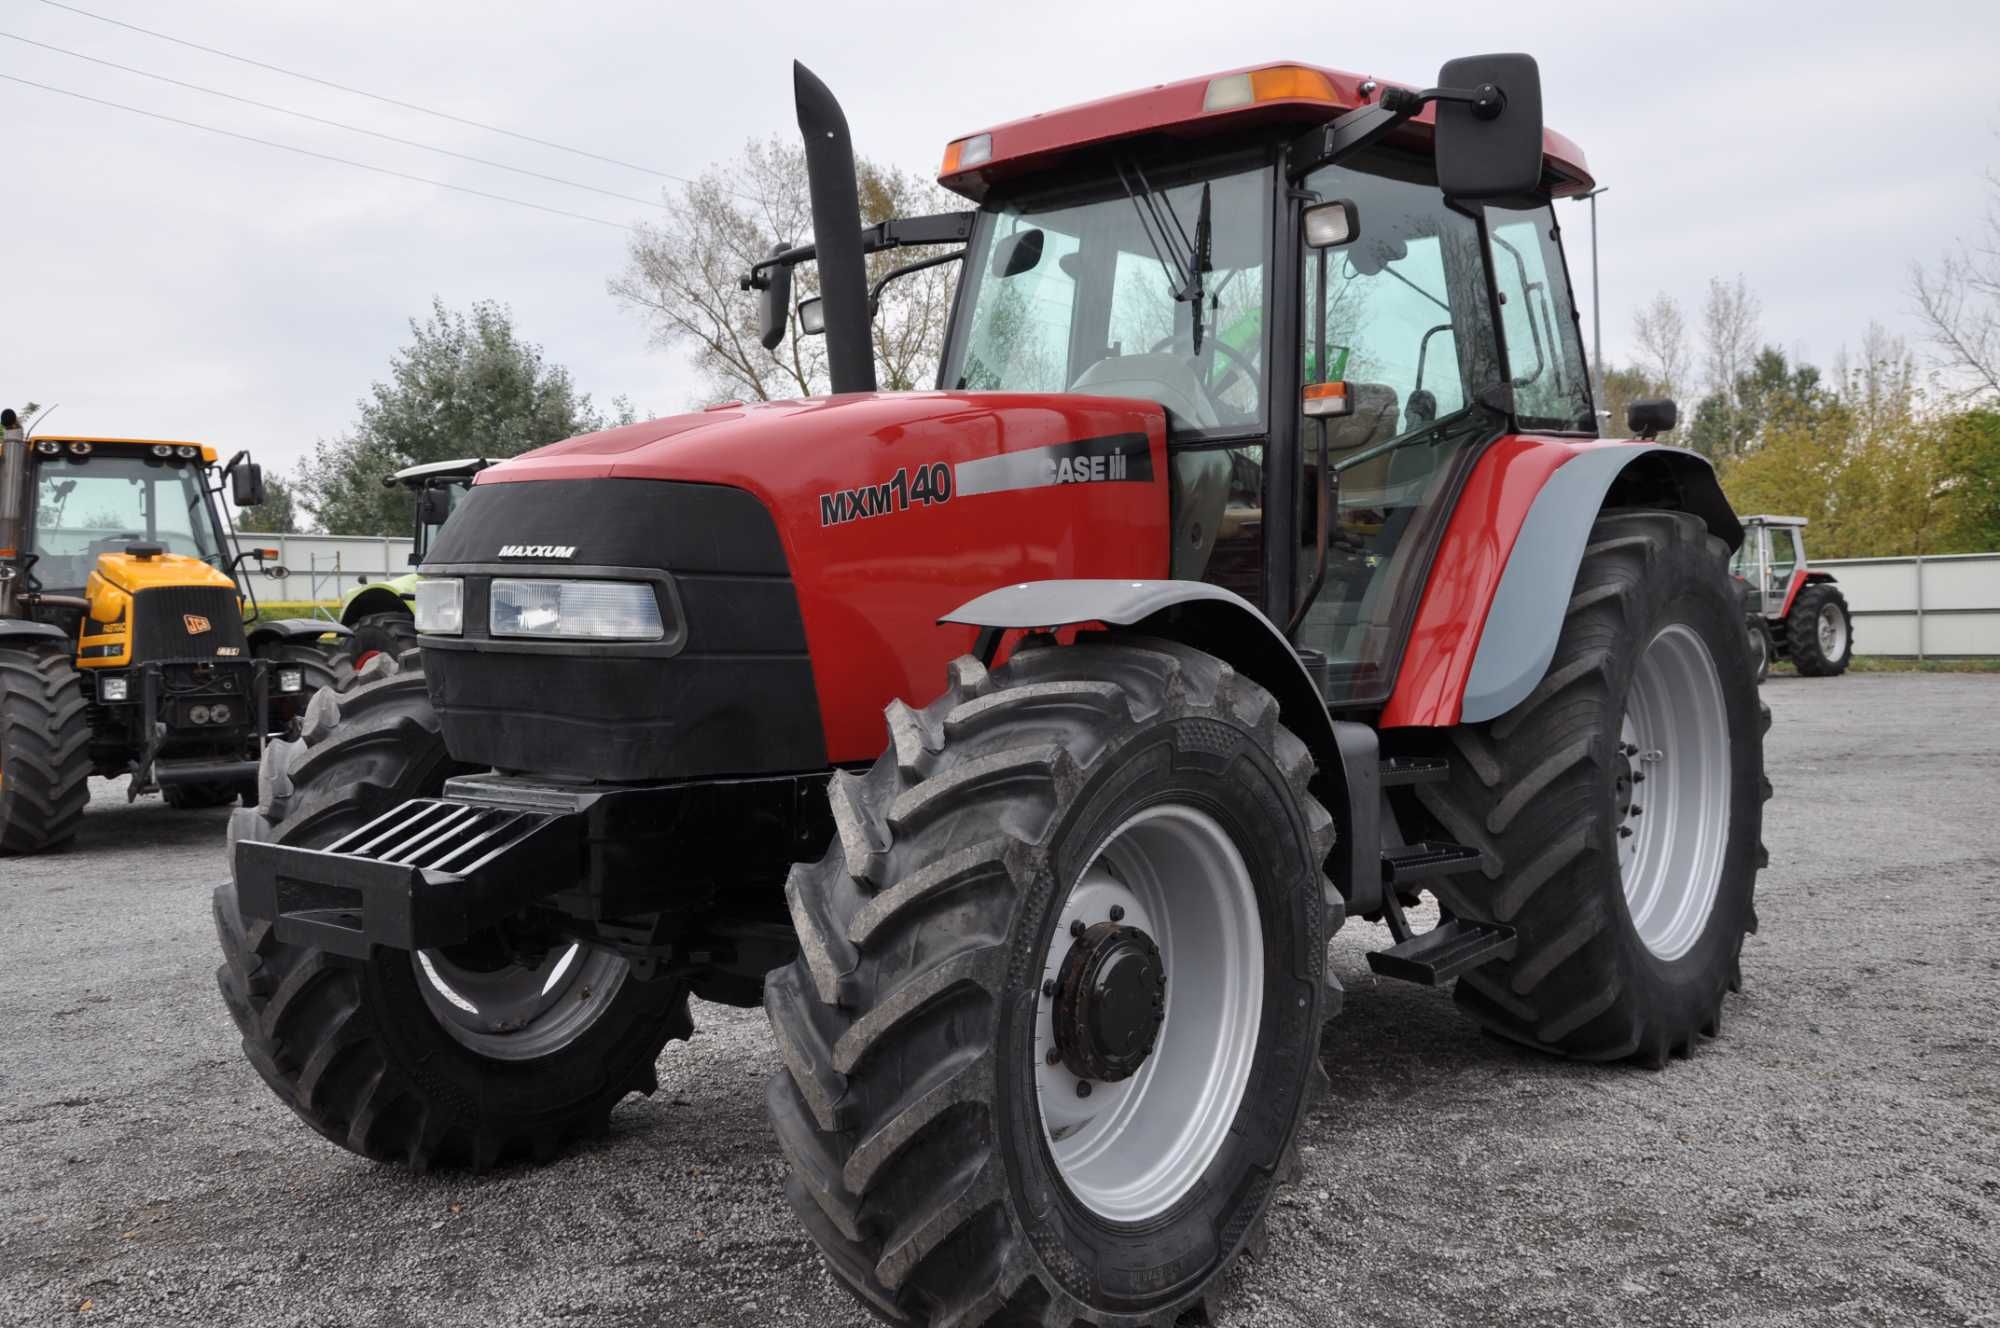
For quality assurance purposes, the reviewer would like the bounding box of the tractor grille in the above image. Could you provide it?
[131,586,247,662]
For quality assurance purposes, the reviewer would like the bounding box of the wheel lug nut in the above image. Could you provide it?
[1109,904,1125,922]
[1633,772,1646,783]
[1069,919,1087,939]
[1076,1081,1092,1098]
[1630,805,1643,816]
[1042,978,1057,998]
[1045,1047,1061,1065]
[1619,827,1634,839]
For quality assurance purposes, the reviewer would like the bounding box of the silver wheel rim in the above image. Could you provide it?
[1035,803,1262,1222]
[413,940,629,1060]
[1817,603,1847,659]
[1615,624,1732,961]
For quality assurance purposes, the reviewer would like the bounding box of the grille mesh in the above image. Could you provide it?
[131,586,247,661]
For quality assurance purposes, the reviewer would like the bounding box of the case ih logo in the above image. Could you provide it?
[183,614,212,635]
[496,545,577,558]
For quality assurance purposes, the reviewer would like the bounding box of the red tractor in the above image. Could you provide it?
[1733,513,1853,680]
[216,55,1768,1327]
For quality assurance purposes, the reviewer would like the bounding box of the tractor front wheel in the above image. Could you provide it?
[337,610,418,671]
[0,643,92,856]
[215,655,692,1169]
[765,638,1339,1327]
[1786,582,1853,676]
[1416,509,1770,1066]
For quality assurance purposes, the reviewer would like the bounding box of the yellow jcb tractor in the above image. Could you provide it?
[0,410,350,854]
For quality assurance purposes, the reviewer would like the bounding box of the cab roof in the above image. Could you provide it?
[938,60,1593,202]
[30,435,218,463]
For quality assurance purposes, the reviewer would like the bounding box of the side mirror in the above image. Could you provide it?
[263,564,289,579]
[1433,53,1544,200]
[1628,397,1678,440]
[231,462,267,507]
[797,296,827,336]
[990,228,1045,278]
[414,488,448,524]
[1302,201,1358,249]
[757,243,793,351]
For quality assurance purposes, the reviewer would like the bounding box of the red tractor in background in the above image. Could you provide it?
[216,54,1768,1327]
[1734,513,1853,680]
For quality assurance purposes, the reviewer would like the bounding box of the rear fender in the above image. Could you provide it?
[0,619,71,649]
[1384,442,1740,729]
[340,586,411,627]
[942,579,1380,908]
[248,618,349,650]
[1780,568,1837,618]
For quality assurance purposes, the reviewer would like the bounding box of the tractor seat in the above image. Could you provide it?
[1070,353,1221,433]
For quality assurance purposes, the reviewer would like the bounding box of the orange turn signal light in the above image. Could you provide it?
[940,133,993,177]
[1303,381,1352,418]
[1204,65,1342,113]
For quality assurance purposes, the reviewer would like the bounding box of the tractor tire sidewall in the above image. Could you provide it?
[0,644,92,856]
[1786,583,1853,676]
[1597,554,1763,1037]
[1000,698,1322,1306]
[217,656,687,1169]
[340,612,417,671]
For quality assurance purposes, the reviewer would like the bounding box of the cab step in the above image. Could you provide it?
[1367,918,1518,986]
[1378,755,1451,788]
[1380,840,1483,884]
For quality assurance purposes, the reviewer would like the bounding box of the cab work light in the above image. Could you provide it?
[1203,65,1341,113]
[489,578,666,642]
[413,578,463,635]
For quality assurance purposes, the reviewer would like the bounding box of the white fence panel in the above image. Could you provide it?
[1813,553,2000,658]
[232,533,415,609]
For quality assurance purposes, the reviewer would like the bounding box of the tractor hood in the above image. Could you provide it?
[478,391,1167,499]
[92,548,236,596]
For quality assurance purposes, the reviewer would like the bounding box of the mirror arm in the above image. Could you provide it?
[1286,102,1413,178]
[741,212,976,291]
[867,249,966,316]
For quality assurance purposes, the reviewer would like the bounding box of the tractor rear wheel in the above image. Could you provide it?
[337,610,417,672]
[765,638,1340,1327]
[1415,509,1770,1066]
[215,654,692,1169]
[1748,617,1773,685]
[1786,582,1853,676]
[0,643,92,856]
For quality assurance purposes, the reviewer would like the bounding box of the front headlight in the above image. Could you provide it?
[490,578,666,641]
[414,578,464,634]
[276,666,304,694]
[99,676,129,702]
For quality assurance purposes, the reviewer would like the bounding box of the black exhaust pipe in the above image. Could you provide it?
[793,61,876,395]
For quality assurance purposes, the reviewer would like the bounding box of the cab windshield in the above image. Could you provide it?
[943,161,1273,437]
[30,453,224,591]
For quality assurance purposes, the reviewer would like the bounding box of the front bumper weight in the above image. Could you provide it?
[235,792,584,959]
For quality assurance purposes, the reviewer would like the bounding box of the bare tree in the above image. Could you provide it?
[610,138,959,405]
[1911,171,2000,402]
[1630,292,1690,398]
[1701,274,1762,402]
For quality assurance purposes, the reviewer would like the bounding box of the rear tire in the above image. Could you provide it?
[336,611,417,672]
[215,654,692,1169]
[1413,510,1770,1066]
[0,644,91,856]
[1786,582,1852,676]
[765,638,1340,1327]
[1748,617,1773,685]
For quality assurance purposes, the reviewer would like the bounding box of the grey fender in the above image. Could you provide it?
[1460,444,1740,725]
[0,619,71,649]
[248,617,349,650]
[942,579,1381,911]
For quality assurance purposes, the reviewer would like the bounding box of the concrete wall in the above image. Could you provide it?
[235,533,415,611]
[1813,553,2000,658]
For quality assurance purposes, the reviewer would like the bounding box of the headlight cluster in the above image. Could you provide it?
[415,576,668,642]
[99,676,130,702]
[276,667,305,694]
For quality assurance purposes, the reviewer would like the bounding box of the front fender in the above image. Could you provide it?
[1384,441,1740,729]
[248,617,350,649]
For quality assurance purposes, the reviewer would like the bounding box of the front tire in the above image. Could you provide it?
[765,638,1339,1327]
[1414,510,1770,1066]
[336,611,417,671]
[0,643,91,856]
[1786,582,1852,676]
[215,654,692,1169]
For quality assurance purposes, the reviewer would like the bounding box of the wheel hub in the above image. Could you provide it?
[1052,920,1166,1083]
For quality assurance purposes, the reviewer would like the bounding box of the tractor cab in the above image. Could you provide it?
[1732,513,1808,618]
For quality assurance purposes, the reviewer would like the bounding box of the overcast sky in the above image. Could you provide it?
[3,0,1993,485]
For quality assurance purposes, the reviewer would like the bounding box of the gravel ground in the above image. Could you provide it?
[2,672,1996,1327]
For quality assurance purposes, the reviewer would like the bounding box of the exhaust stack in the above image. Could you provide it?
[793,62,876,395]
[0,409,26,617]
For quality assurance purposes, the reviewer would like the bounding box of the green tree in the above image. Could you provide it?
[233,472,300,534]
[298,299,626,535]
[1939,407,2000,550]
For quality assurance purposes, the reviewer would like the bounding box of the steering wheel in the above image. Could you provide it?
[1148,334,1261,425]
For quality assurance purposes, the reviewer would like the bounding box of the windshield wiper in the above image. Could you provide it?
[1112,162,1212,353]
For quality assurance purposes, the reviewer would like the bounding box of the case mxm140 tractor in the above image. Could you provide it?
[0,414,347,853]
[219,54,1769,1327]
[334,457,492,667]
